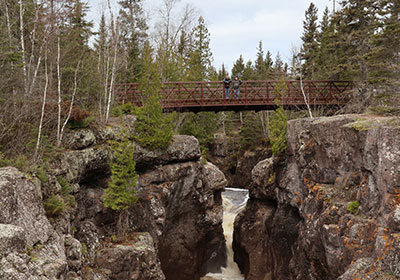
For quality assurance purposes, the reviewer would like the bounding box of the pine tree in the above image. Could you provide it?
[187,16,213,81]
[118,0,148,82]
[134,42,174,150]
[334,0,379,82]
[254,41,267,79]
[300,2,319,79]
[274,52,284,78]
[231,55,245,77]
[103,135,138,212]
[265,51,274,79]
[315,7,333,79]
[242,60,255,80]
[368,0,400,83]
[268,105,287,156]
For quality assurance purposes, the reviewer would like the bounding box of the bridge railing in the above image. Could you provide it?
[113,80,353,109]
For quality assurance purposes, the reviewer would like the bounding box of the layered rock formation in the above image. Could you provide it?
[0,117,227,280]
[234,114,400,280]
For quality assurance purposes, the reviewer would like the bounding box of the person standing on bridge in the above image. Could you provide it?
[222,74,232,99]
[232,75,242,99]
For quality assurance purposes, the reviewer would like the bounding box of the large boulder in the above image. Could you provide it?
[63,128,96,150]
[0,167,53,246]
[96,232,165,280]
[134,135,201,169]
[0,167,67,279]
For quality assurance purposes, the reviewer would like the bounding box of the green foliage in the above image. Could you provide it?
[239,112,266,150]
[187,16,214,81]
[179,112,218,149]
[36,166,48,184]
[268,106,288,156]
[200,148,208,165]
[274,74,289,97]
[134,95,175,150]
[111,102,135,117]
[347,201,360,214]
[0,150,12,168]
[103,135,138,212]
[56,176,76,208]
[81,242,88,256]
[300,2,319,79]
[44,195,66,216]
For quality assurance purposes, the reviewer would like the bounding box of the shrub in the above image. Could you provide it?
[36,166,48,184]
[57,175,76,208]
[103,136,138,212]
[347,201,360,214]
[111,102,135,117]
[44,194,66,216]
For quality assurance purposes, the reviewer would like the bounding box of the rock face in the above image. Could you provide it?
[131,160,226,280]
[234,115,400,279]
[0,167,67,280]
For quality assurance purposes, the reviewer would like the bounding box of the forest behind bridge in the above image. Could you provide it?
[0,0,399,164]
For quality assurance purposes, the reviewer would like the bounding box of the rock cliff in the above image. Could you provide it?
[0,117,227,280]
[234,114,400,280]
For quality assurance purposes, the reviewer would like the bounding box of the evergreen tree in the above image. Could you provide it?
[242,60,255,80]
[315,7,333,79]
[118,0,148,82]
[187,16,213,81]
[179,112,218,150]
[268,106,287,156]
[231,54,245,77]
[274,52,284,78]
[300,2,319,79]
[103,134,138,212]
[134,42,174,150]
[269,74,288,156]
[334,0,379,82]
[368,0,400,83]
[265,51,274,79]
[254,41,267,79]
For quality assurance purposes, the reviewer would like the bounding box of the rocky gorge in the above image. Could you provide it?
[1,113,400,280]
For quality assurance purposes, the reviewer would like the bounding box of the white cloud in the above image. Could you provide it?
[87,0,333,71]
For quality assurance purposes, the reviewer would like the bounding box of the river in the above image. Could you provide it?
[201,188,249,280]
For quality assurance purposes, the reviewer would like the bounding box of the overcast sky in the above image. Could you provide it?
[87,0,336,71]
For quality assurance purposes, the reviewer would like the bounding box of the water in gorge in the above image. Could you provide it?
[201,188,249,280]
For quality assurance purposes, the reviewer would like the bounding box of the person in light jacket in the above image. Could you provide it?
[232,75,242,99]
[222,74,232,99]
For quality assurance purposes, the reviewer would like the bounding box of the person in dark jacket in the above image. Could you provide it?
[232,75,242,99]
[222,74,232,99]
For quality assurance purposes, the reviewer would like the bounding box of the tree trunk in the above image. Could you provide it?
[34,52,49,160]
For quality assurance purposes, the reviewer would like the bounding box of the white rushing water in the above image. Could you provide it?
[201,188,249,280]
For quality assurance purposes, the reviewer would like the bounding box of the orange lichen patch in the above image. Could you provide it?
[305,137,314,148]
[148,195,153,199]
[312,185,322,192]
[343,221,377,258]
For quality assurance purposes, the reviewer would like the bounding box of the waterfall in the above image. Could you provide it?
[201,188,248,280]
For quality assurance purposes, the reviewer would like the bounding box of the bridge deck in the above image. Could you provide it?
[113,80,353,112]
